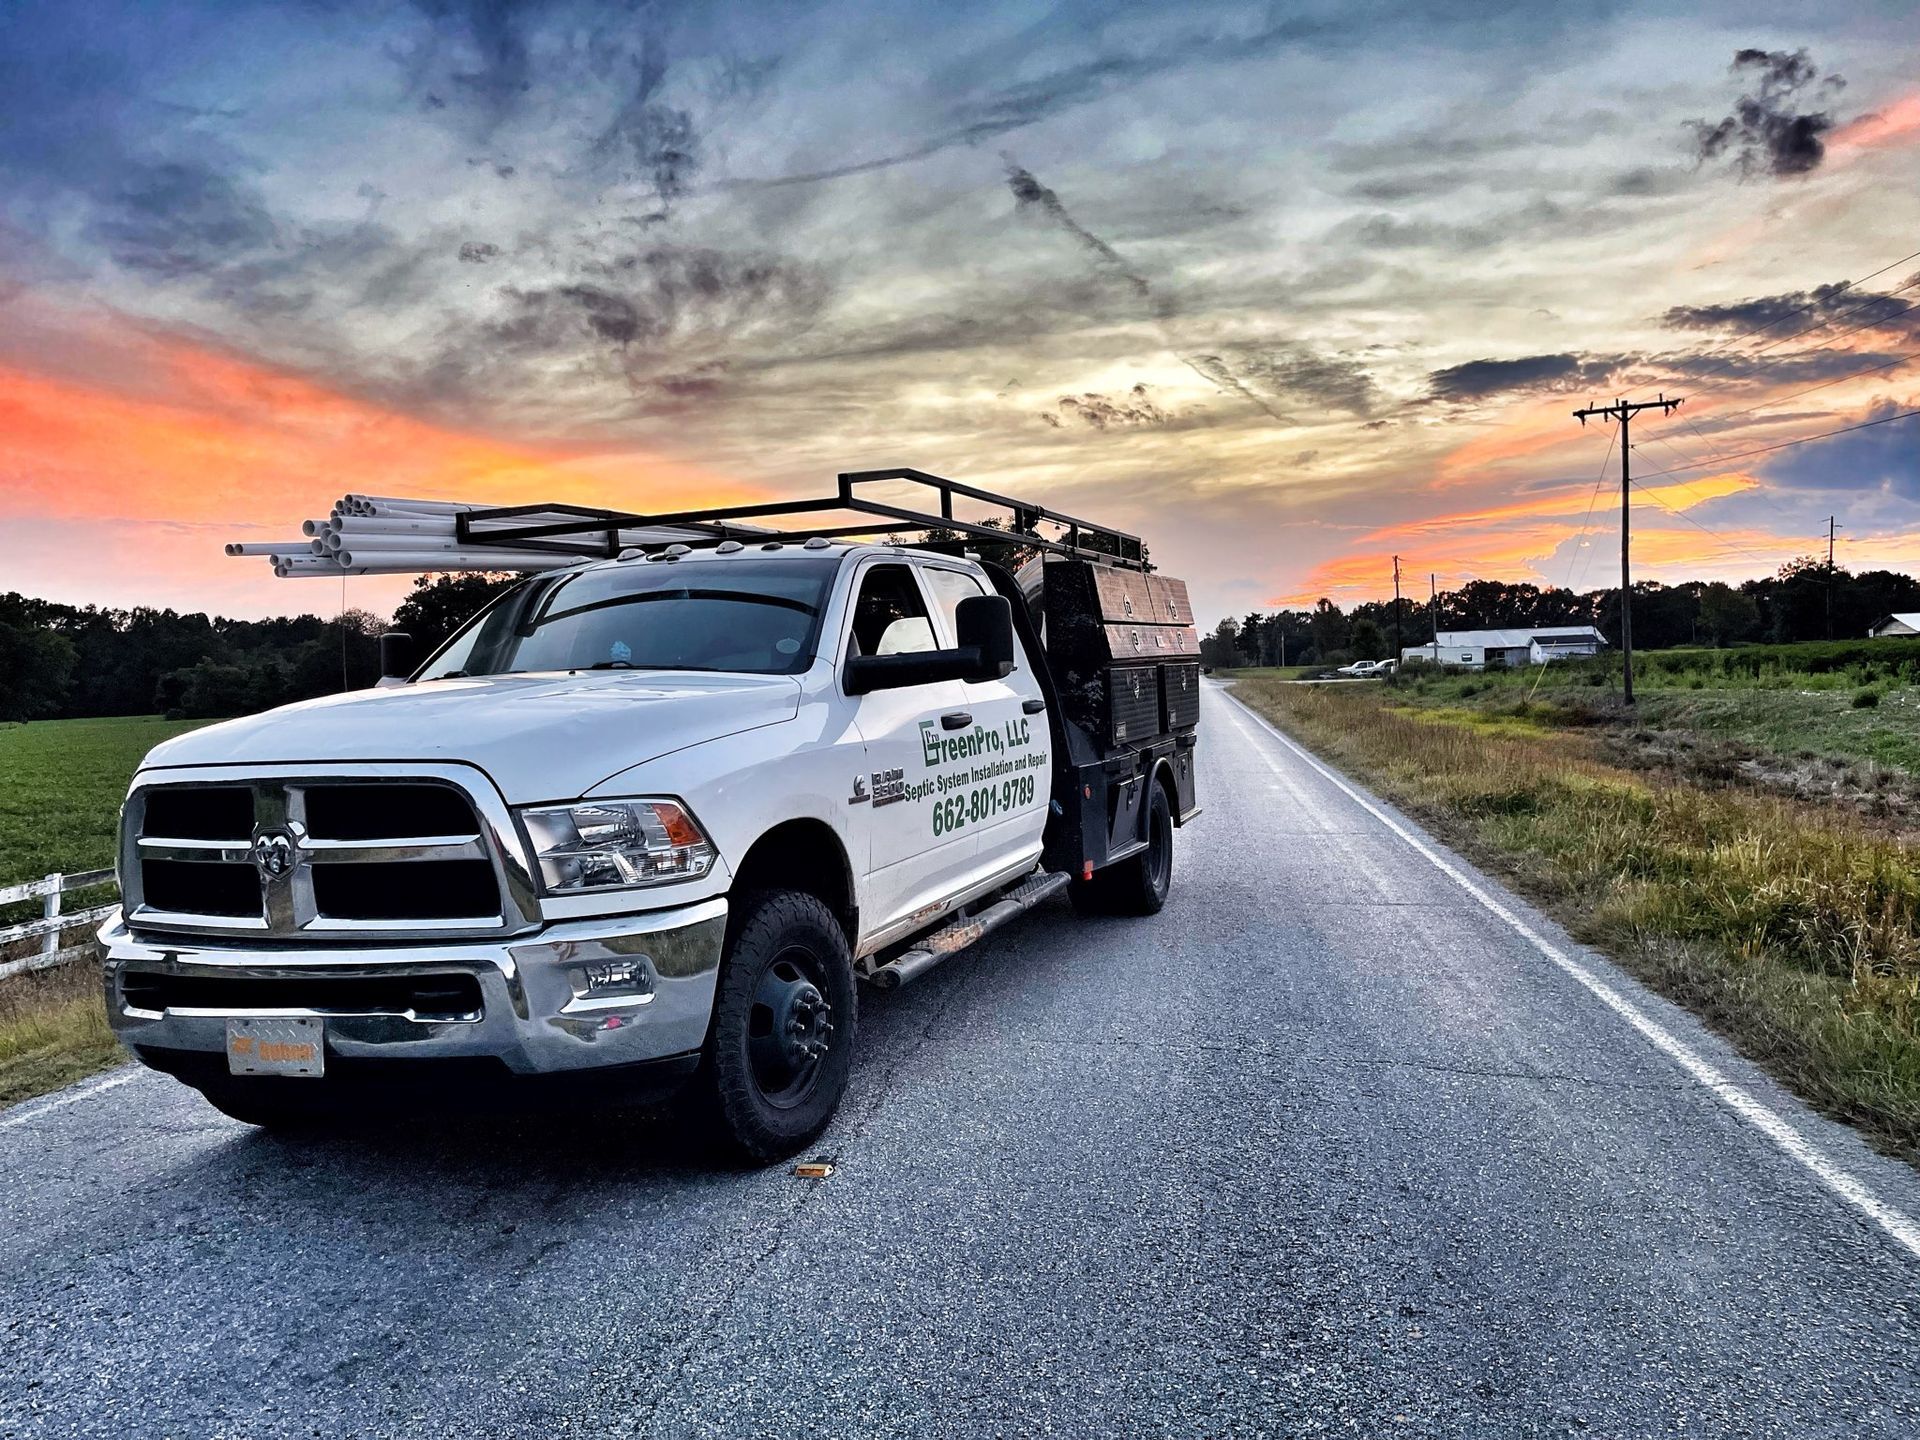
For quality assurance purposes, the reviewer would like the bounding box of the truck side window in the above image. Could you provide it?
[849,564,937,657]
[922,567,988,645]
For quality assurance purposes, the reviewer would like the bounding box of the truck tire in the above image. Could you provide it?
[1069,783,1173,918]
[698,890,856,1164]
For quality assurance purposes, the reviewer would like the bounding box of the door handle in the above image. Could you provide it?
[1022,698,1047,715]
[941,711,973,730]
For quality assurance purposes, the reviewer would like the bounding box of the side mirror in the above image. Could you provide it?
[955,594,1015,681]
[843,595,1019,695]
[378,632,416,685]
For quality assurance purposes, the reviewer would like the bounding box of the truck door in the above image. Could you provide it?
[842,561,978,933]
[920,562,1051,881]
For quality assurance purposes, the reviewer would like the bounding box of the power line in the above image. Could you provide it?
[1636,432,1739,512]
[1625,475,1785,569]
[1561,422,1617,595]
[1676,245,1920,383]
[1680,277,1920,406]
[1699,347,1920,427]
[1630,405,1920,481]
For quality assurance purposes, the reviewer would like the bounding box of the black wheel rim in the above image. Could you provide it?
[744,944,835,1110]
[1147,799,1172,898]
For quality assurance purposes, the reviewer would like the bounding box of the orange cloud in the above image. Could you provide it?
[1360,471,1756,543]
[1435,399,1593,487]
[1277,503,1793,608]
[0,301,753,615]
[1832,91,1920,156]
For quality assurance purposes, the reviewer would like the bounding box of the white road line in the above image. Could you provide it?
[1214,686,1920,1263]
[0,1067,141,1132]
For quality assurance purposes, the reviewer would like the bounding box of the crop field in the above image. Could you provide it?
[0,715,208,1105]
[1231,651,1920,1162]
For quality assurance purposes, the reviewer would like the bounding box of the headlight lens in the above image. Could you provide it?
[519,799,715,893]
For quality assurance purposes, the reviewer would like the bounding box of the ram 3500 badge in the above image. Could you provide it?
[101,471,1202,1161]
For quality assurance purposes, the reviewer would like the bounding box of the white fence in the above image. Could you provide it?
[0,869,116,982]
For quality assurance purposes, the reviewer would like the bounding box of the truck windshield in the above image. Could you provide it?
[417,557,838,679]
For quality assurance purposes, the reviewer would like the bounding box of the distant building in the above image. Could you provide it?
[1868,613,1920,639]
[1402,626,1607,670]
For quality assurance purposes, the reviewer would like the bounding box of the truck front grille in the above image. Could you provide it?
[124,777,528,940]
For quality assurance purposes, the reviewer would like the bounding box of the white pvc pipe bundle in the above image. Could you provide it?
[228,494,720,580]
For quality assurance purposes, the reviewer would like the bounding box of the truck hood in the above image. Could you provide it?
[141,671,803,803]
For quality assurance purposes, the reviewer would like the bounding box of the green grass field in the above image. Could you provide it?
[1381,656,1920,826]
[0,715,209,1106]
[0,715,207,881]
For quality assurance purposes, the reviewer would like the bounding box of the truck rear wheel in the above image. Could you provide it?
[1069,783,1174,918]
[698,890,856,1164]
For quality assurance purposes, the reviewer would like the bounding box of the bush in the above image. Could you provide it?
[1853,688,1883,709]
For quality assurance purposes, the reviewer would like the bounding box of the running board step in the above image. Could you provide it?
[867,871,1071,989]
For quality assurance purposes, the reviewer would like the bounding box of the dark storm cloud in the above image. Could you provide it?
[1183,354,1286,423]
[488,245,829,362]
[1039,384,1172,431]
[1232,346,1379,418]
[401,0,702,217]
[1004,162,1150,302]
[84,158,278,277]
[401,0,538,127]
[1428,353,1625,402]
[584,24,700,216]
[1661,279,1920,344]
[1661,347,1917,390]
[1690,47,1845,179]
[1427,335,1913,408]
[1001,159,1284,423]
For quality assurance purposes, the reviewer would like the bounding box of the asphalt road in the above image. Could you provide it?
[6,682,1920,1438]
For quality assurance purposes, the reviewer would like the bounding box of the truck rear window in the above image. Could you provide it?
[418,557,838,679]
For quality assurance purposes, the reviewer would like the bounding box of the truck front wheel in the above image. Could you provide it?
[698,890,856,1164]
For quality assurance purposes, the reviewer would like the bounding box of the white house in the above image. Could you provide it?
[1402,626,1607,670]
[1868,613,1920,639]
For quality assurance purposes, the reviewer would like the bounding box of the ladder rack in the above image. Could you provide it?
[453,468,1151,572]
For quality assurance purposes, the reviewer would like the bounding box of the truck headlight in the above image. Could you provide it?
[518,799,716,893]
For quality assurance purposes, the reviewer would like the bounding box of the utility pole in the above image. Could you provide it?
[1573,393,1683,705]
[1430,573,1439,664]
[1392,554,1403,665]
[1825,515,1842,640]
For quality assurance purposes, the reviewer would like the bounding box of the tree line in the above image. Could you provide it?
[0,575,517,723]
[4,557,1916,722]
[1202,558,1920,669]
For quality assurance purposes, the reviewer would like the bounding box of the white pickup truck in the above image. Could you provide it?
[100,474,1203,1160]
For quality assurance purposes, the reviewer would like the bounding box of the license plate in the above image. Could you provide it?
[226,1017,325,1078]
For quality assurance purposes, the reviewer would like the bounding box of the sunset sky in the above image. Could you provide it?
[2,0,1918,626]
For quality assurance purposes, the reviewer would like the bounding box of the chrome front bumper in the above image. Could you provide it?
[98,899,727,1077]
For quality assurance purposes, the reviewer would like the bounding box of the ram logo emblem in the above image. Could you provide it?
[250,828,298,880]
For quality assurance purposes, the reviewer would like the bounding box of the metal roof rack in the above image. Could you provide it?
[453,468,1150,572]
